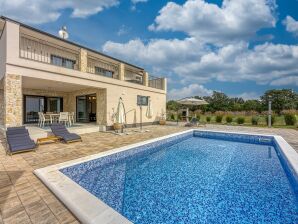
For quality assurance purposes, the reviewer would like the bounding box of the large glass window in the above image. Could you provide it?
[51,55,75,69]
[94,66,114,78]
[24,96,45,123]
[24,96,63,123]
[47,97,62,113]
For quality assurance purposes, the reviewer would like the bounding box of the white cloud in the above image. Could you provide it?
[0,0,119,24]
[283,16,298,37]
[103,38,298,86]
[168,84,213,100]
[117,25,130,36]
[131,0,148,11]
[149,0,276,45]
[270,76,298,86]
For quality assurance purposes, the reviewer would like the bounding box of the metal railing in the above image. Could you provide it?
[87,57,119,79]
[149,75,163,90]
[124,69,143,85]
[20,35,79,70]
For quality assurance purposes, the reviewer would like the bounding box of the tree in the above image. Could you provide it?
[260,89,298,114]
[204,91,230,112]
[243,100,263,112]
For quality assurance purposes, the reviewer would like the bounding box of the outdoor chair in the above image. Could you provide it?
[6,126,36,155]
[50,123,82,143]
[59,112,70,126]
[69,112,75,126]
[38,112,51,127]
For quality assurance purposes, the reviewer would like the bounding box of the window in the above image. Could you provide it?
[137,95,149,106]
[50,55,75,69]
[94,66,114,78]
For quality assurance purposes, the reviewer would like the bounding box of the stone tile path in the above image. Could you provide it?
[0,125,296,223]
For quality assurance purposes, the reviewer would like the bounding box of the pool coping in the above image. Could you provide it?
[34,129,298,224]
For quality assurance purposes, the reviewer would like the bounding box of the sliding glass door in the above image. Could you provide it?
[24,96,45,123]
[24,95,63,123]
[46,97,62,113]
[76,94,96,123]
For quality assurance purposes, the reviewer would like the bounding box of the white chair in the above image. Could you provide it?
[38,112,51,128]
[59,112,70,126]
[69,112,75,126]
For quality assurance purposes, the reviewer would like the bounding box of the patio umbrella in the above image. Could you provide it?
[176,97,208,106]
[115,97,126,124]
[176,97,208,123]
[146,99,153,119]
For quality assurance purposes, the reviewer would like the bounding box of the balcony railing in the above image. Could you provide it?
[124,69,143,85]
[20,35,79,70]
[87,57,119,79]
[149,75,163,90]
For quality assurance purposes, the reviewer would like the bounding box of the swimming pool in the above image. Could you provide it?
[35,130,298,224]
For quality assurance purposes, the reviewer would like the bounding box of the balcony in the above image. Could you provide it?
[19,34,165,91]
[149,75,163,90]
[20,35,80,70]
[124,68,144,85]
[87,57,119,79]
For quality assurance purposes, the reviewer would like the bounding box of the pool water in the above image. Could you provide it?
[61,136,298,223]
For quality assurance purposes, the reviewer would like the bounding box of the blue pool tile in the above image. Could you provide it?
[60,131,298,224]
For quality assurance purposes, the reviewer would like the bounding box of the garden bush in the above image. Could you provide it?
[170,114,175,121]
[237,117,245,124]
[251,116,259,125]
[215,115,223,123]
[284,113,296,125]
[226,116,233,123]
[196,114,201,121]
[206,116,211,122]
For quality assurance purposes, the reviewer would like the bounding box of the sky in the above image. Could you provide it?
[0,0,297,100]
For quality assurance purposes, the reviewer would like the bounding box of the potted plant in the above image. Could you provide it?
[159,111,167,125]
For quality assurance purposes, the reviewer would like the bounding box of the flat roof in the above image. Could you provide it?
[0,16,144,70]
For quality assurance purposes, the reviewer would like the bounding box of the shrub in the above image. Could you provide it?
[206,116,211,122]
[251,116,259,125]
[266,115,275,125]
[226,116,233,123]
[170,114,175,121]
[237,117,245,124]
[196,114,201,121]
[177,114,182,121]
[284,113,296,125]
[215,115,223,123]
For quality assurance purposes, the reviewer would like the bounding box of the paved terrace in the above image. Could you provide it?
[0,125,297,224]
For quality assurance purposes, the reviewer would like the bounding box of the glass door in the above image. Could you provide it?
[76,96,88,122]
[46,97,62,113]
[24,96,45,123]
[76,94,96,122]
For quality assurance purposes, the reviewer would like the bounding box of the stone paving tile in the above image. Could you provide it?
[0,125,296,223]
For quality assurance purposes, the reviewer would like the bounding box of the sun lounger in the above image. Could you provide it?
[6,126,36,155]
[50,123,82,143]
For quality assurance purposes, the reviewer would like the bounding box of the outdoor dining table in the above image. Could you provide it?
[45,113,60,123]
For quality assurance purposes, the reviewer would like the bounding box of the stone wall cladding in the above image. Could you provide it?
[79,49,88,73]
[4,74,22,127]
[0,88,4,126]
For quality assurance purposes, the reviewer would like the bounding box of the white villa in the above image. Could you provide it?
[0,16,167,133]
